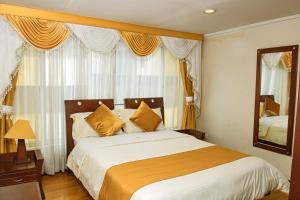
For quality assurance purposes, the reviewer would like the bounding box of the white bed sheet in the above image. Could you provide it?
[67,130,289,200]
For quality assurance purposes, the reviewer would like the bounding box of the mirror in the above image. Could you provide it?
[253,45,298,155]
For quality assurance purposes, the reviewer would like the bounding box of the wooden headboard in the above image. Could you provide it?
[64,99,114,157]
[124,97,164,122]
[260,95,274,102]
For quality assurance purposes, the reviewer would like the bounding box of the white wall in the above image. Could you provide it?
[200,17,300,178]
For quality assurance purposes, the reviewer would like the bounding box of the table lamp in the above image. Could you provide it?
[4,120,36,164]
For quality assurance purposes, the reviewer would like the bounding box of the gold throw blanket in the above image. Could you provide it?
[99,146,248,200]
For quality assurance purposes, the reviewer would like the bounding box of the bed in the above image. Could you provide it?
[258,95,288,145]
[65,98,289,200]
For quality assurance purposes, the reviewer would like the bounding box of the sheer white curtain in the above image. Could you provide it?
[115,41,164,104]
[163,48,184,128]
[115,41,183,128]
[261,54,289,115]
[0,16,24,107]
[14,35,115,174]
[67,24,120,53]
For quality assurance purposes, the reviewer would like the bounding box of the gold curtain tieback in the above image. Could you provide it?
[0,105,13,115]
[180,58,186,64]
[185,96,194,105]
[186,96,194,102]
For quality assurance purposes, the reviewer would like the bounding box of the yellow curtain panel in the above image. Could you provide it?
[281,52,292,114]
[281,51,292,71]
[0,73,18,154]
[121,31,160,56]
[180,59,196,129]
[6,15,70,50]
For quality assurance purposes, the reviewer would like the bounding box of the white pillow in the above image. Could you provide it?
[70,112,98,140]
[70,111,123,140]
[116,108,166,133]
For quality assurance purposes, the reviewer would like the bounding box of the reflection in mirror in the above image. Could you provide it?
[253,45,298,155]
[259,52,291,146]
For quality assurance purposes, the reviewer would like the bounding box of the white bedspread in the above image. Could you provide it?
[67,130,289,200]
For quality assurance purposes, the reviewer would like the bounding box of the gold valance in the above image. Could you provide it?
[0,4,203,40]
[6,15,70,50]
[121,31,160,56]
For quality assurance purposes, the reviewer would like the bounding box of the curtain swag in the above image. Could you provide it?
[262,53,283,69]
[67,24,120,53]
[121,31,160,56]
[6,15,70,50]
[262,52,292,72]
[160,36,197,59]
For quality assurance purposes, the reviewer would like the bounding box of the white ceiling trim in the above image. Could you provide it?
[205,13,300,38]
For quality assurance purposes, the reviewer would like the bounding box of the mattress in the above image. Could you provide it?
[67,130,289,200]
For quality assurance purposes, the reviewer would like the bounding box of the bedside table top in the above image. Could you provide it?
[0,182,42,200]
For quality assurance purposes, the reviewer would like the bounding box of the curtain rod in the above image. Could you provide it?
[0,4,203,41]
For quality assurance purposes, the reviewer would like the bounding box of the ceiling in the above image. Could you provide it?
[1,0,300,34]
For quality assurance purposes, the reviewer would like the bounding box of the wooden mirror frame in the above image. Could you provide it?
[253,45,298,155]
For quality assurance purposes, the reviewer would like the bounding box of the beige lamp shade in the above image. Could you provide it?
[4,120,36,139]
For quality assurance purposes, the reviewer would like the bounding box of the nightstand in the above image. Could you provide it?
[175,129,205,140]
[0,150,44,199]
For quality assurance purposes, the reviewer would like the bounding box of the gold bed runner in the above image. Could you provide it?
[99,146,248,200]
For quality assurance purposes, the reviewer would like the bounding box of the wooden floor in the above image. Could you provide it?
[42,173,288,200]
[43,173,92,200]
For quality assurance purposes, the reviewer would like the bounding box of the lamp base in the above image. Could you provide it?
[15,139,31,164]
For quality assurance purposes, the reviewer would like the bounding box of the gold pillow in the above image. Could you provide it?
[85,104,124,136]
[130,101,162,132]
[264,97,280,116]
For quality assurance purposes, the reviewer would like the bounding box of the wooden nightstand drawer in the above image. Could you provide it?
[0,174,40,186]
[0,169,39,178]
